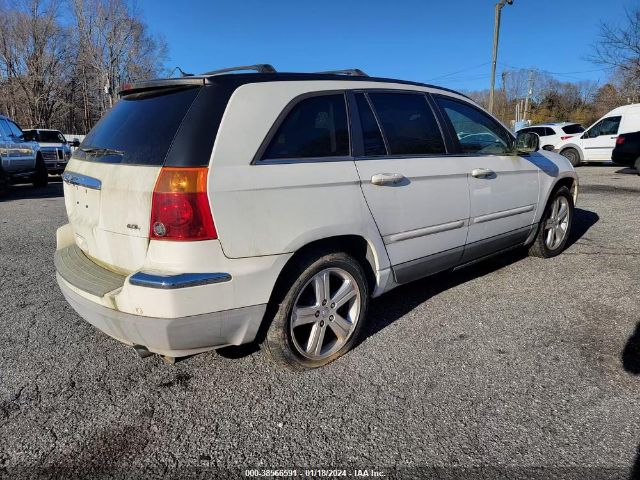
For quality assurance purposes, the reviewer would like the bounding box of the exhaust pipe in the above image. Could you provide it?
[133,344,153,358]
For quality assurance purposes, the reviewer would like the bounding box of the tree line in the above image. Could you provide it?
[0,0,166,134]
[469,8,640,129]
[1,1,638,135]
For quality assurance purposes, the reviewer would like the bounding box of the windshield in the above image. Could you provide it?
[39,131,66,143]
[562,124,585,134]
[78,87,201,165]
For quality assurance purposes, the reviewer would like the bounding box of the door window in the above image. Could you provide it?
[437,97,513,154]
[586,116,621,138]
[7,121,24,139]
[367,92,445,155]
[354,93,386,156]
[262,94,349,160]
[0,120,13,139]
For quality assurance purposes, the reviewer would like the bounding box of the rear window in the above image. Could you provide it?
[562,124,585,134]
[262,94,349,160]
[78,87,201,165]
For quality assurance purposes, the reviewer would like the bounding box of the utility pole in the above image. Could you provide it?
[523,70,534,123]
[488,0,514,114]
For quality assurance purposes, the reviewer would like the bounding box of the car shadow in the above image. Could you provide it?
[615,167,639,175]
[360,207,599,343]
[0,179,63,202]
[622,323,640,479]
[565,208,599,249]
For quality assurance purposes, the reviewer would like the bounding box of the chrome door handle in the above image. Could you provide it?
[371,173,405,186]
[471,168,495,178]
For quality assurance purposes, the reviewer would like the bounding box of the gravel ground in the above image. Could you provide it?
[0,165,639,479]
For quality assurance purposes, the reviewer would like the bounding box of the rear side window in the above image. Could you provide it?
[355,93,386,156]
[262,94,349,160]
[437,97,512,154]
[562,124,584,134]
[368,92,445,155]
[79,87,201,165]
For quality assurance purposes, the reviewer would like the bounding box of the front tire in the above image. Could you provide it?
[561,148,581,167]
[263,251,369,370]
[32,155,48,188]
[528,186,574,258]
[0,166,8,197]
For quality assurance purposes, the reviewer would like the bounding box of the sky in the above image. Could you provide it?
[139,0,635,92]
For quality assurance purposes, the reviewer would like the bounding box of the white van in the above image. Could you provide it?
[555,103,640,166]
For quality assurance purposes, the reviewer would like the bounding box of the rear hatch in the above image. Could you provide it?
[63,83,214,273]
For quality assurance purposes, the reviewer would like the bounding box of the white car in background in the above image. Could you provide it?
[555,103,640,166]
[517,122,584,151]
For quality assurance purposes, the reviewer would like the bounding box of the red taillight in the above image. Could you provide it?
[560,135,574,141]
[616,136,625,145]
[150,167,217,241]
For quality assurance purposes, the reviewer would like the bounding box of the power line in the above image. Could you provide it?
[425,62,491,82]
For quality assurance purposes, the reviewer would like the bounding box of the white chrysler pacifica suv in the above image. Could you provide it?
[54,65,578,369]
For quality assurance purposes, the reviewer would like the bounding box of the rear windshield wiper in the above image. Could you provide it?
[80,146,125,156]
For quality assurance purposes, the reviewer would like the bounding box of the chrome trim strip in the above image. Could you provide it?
[129,272,232,289]
[62,171,102,190]
[384,220,466,244]
[472,204,535,224]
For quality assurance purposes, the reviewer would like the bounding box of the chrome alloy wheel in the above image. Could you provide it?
[289,268,361,360]
[544,196,570,250]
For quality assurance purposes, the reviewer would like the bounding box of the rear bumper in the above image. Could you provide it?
[57,273,266,357]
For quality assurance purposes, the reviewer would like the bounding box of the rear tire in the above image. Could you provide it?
[263,251,369,370]
[528,186,574,258]
[32,155,48,188]
[561,148,581,167]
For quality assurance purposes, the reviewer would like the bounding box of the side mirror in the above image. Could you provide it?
[71,139,80,148]
[515,131,539,154]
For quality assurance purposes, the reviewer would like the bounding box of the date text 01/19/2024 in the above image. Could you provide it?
[243,469,386,477]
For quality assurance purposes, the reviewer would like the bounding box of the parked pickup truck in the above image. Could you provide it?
[23,128,78,175]
[0,115,48,196]
[612,131,640,171]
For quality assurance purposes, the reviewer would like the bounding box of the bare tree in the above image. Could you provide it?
[0,0,166,133]
[590,8,640,99]
[0,0,71,128]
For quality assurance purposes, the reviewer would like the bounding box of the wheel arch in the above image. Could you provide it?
[559,143,584,162]
[269,235,380,304]
[539,175,578,220]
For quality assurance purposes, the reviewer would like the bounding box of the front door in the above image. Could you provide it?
[351,91,473,284]
[434,96,540,263]
[580,116,621,161]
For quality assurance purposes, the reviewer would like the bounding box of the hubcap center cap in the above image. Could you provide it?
[321,307,329,317]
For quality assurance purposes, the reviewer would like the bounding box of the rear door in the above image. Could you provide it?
[62,86,204,273]
[352,91,473,283]
[434,95,540,262]
[580,116,621,161]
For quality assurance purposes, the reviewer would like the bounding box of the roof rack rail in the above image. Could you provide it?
[316,69,368,77]
[200,64,277,76]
